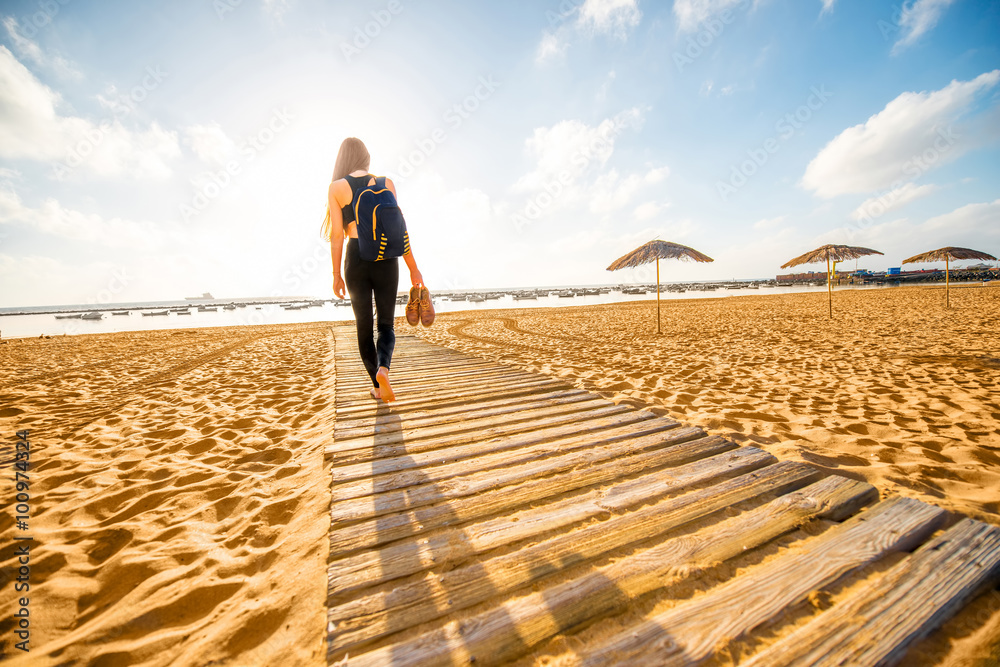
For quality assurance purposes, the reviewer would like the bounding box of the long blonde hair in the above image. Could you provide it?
[322,137,371,240]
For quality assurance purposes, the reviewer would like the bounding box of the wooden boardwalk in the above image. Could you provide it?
[326,330,1000,666]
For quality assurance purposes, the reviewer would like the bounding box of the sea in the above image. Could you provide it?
[0,281,887,340]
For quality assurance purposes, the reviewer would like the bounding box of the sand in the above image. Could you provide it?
[1,283,997,665]
[419,284,1000,526]
[413,283,1000,666]
[0,323,334,665]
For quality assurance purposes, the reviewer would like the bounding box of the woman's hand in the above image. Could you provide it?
[333,274,346,299]
[409,268,423,288]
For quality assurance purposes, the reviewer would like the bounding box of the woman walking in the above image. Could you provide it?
[323,137,425,402]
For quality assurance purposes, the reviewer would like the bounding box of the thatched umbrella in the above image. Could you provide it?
[607,240,714,333]
[781,244,883,318]
[902,246,997,308]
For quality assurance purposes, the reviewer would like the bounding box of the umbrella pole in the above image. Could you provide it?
[946,256,950,308]
[827,256,833,318]
[656,259,661,334]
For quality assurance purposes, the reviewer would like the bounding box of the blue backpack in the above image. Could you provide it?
[351,175,411,262]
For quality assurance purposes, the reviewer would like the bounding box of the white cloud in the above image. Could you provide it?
[753,215,785,230]
[921,198,1000,237]
[835,198,1000,253]
[2,17,81,78]
[644,166,670,184]
[820,0,836,15]
[512,108,644,193]
[802,70,1000,198]
[673,0,748,33]
[535,32,568,64]
[0,47,179,180]
[893,0,956,55]
[850,182,937,221]
[263,0,292,23]
[577,0,642,39]
[183,124,238,164]
[589,169,645,214]
[0,180,169,250]
[534,0,640,65]
[634,201,668,221]
[596,70,616,101]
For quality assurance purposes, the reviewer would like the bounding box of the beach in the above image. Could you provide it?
[0,323,333,665]
[420,283,1000,526]
[1,284,998,665]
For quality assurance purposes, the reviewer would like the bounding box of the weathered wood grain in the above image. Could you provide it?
[326,461,821,656]
[326,412,668,498]
[741,518,1000,667]
[328,427,720,554]
[334,388,591,435]
[333,475,876,666]
[581,496,947,667]
[328,446,776,598]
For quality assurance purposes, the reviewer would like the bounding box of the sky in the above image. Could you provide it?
[0,0,998,307]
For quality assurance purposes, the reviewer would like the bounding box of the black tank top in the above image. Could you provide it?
[341,174,371,228]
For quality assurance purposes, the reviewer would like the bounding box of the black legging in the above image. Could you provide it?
[344,238,399,388]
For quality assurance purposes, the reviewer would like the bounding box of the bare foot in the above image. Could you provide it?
[370,387,381,400]
[375,366,395,402]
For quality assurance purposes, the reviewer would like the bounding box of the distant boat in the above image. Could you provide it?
[142,310,170,316]
[111,310,130,316]
[185,292,215,301]
[81,312,103,320]
[54,313,83,319]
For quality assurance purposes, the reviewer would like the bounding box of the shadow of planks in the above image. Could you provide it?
[325,329,1000,667]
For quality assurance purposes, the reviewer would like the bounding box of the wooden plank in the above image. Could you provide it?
[742,518,1000,667]
[328,419,694,515]
[580,496,948,667]
[331,401,632,454]
[328,446,776,598]
[333,394,611,446]
[328,427,718,554]
[334,389,592,436]
[337,363,534,388]
[325,405,653,464]
[336,475,877,666]
[326,461,822,655]
[329,411,674,486]
[336,363,523,391]
[333,377,569,415]
[336,370,513,395]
